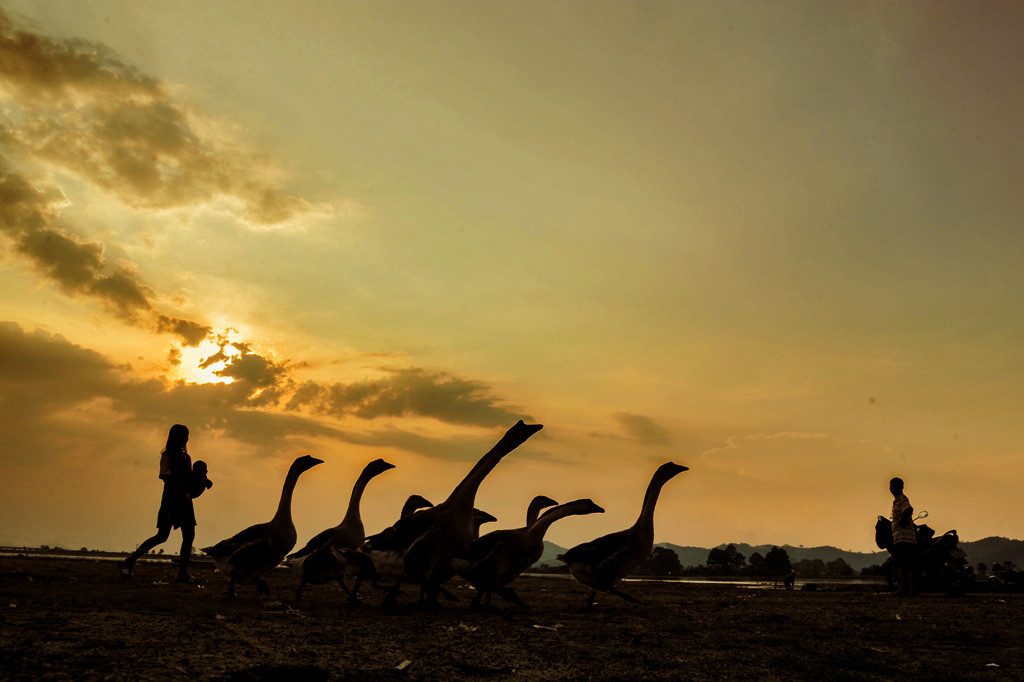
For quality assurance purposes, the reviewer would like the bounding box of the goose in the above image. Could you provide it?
[472,508,498,537]
[366,420,543,607]
[526,495,559,525]
[400,494,434,519]
[325,494,437,604]
[427,508,498,606]
[558,462,687,609]
[288,458,394,602]
[202,454,323,598]
[455,497,604,609]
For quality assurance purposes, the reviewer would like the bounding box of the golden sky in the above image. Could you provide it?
[1,2,1022,554]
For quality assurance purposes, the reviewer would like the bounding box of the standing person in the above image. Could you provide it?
[118,424,203,582]
[889,477,917,596]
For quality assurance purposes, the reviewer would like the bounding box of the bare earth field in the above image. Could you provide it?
[1,556,1021,681]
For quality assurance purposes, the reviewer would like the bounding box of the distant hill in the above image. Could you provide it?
[538,541,567,566]
[957,537,1024,568]
[535,536,1024,572]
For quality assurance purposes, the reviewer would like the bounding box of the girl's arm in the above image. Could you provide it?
[160,473,190,497]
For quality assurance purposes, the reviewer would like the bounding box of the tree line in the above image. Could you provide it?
[634,544,861,578]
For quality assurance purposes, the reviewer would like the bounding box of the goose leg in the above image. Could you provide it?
[226,579,237,599]
[584,589,597,611]
[609,586,644,605]
[382,580,403,609]
[256,579,270,596]
[348,576,364,605]
[420,584,442,610]
[336,578,358,604]
[295,578,307,602]
[498,586,528,608]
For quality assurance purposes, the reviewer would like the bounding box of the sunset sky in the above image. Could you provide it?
[1,2,1022,556]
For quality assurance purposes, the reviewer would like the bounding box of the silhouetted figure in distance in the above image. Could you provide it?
[118,424,206,582]
[889,476,917,596]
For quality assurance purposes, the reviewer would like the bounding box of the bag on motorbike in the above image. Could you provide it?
[874,516,893,550]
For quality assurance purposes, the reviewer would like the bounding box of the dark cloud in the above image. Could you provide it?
[286,367,528,428]
[155,316,211,348]
[205,341,288,389]
[612,412,671,446]
[0,8,327,225]
[0,156,208,343]
[0,158,150,319]
[0,11,159,103]
[0,321,132,463]
[0,322,528,464]
[0,7,332,352]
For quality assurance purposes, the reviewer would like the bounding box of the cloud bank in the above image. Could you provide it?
[0,9,325,224]
[0,9,529,465]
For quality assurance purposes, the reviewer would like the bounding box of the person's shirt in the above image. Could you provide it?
[891,493,916,545]
[159,450,193,494]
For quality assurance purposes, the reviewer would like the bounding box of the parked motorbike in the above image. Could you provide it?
[874,511,973,595]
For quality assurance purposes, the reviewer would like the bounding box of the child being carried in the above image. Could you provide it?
[188,460,214,499]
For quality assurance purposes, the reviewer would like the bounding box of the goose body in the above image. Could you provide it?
[451,495,557,587]
[288,458,394,601]
[455,497,604,608]
[365,420,543,607]
[202,454,322,597]
[558,462,687,609]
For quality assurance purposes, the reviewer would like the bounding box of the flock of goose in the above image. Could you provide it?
[200,421,688,610]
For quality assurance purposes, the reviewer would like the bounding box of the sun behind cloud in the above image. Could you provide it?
[176,337,239,385]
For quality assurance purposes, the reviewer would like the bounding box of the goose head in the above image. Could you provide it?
[401,494,434,518]
[656,462,689,482]
[577,498,605,515]
[532,495,558,508]
[472,509,498,527]
[365,458,396,476]
[291,454,324,474]
[527,495,559,524]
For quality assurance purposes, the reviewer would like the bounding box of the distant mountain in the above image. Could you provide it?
[958,537,1024,568]
[534,536,1024,573]
[538,541,567,566]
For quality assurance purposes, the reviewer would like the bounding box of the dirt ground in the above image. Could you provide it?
[1,556,1021,681]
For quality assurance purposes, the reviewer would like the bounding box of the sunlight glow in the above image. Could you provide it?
[176,337,241,385]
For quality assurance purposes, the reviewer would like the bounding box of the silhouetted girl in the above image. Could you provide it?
[119,424,207,582]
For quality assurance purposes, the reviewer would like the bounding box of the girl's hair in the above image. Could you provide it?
[163,424,189,455]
